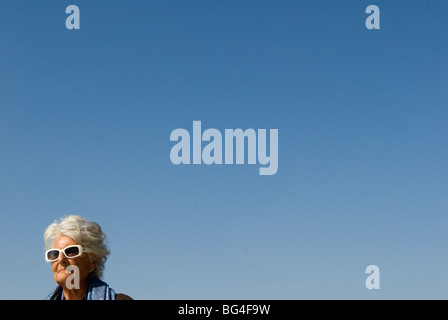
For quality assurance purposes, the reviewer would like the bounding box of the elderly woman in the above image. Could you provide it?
[44,215,132,300]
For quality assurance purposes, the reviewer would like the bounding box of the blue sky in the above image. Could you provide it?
[0,0,447,299]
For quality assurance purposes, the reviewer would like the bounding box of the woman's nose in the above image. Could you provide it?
[57,251,69,263]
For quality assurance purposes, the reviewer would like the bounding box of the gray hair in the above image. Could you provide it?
[43,215,110,279]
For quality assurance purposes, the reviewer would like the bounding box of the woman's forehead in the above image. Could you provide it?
[53,235,77,248]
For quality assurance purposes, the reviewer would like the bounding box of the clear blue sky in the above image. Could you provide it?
[0,0,447,299]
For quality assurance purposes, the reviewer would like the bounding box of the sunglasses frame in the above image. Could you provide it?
[45,244,92,262]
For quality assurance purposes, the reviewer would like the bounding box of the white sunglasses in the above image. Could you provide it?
[45,245,92,262]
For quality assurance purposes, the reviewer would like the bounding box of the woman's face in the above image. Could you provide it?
[50,235,97,287]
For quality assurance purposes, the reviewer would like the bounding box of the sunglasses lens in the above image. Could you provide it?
[47,250,60,261]
[64,246,80,257]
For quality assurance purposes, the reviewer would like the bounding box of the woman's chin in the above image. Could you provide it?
[54,271,69,285]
